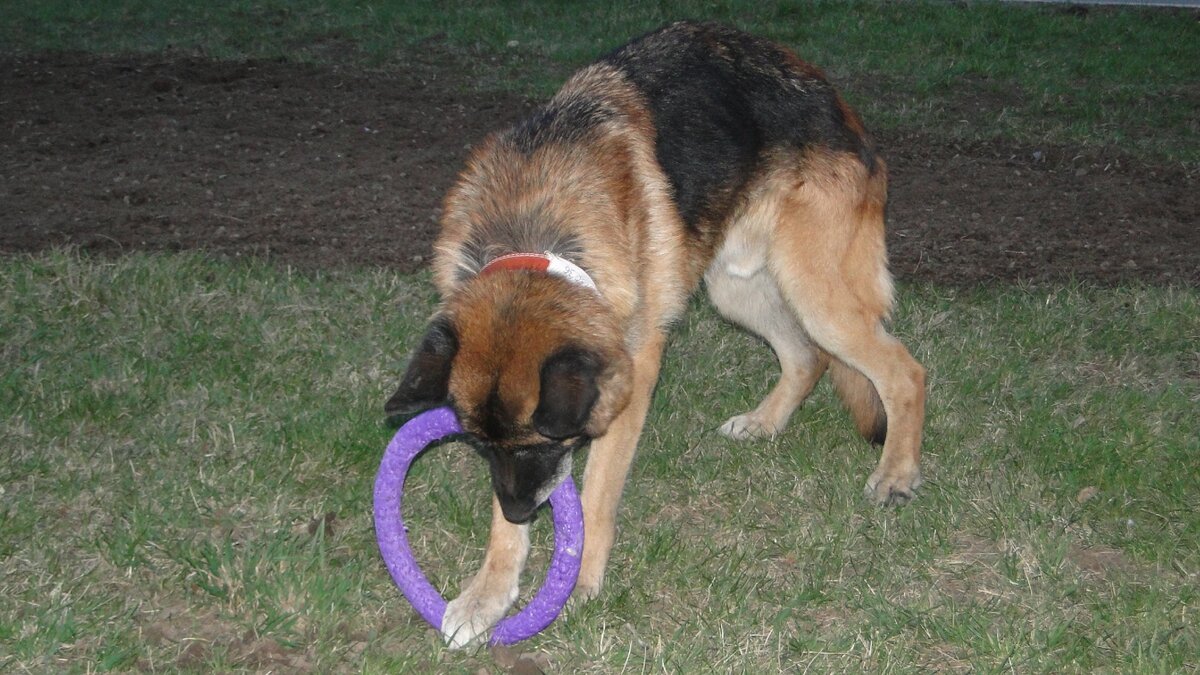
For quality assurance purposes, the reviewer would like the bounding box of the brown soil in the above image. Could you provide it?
[2,51,1197,286]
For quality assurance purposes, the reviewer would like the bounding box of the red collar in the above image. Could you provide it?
[478,252,598,293]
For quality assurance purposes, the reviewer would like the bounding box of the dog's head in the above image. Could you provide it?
[385,274,631,523]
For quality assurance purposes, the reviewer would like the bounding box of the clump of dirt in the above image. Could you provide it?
[883,133,1197,286]
[2,51,1196,286]
[1,51,531,271]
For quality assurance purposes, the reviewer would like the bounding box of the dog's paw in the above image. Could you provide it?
[718,412,780,441]
[441,581,518,649]
[570,578,602,605]
[864,466,922,506]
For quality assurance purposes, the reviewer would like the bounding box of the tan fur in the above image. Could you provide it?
[396,33,926,647]
[828,360,885,442]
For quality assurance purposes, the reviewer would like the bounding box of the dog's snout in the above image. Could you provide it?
[498,496,538,524]
[488,456,542,524]
[480,440,575,525]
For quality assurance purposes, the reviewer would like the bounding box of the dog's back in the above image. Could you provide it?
[434,21,882,321]
[600,21,877,234]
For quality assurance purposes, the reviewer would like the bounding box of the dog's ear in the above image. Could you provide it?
[532,346,602,440]
[384,316,458,416]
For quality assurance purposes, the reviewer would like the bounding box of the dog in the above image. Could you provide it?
[384,21,925,647]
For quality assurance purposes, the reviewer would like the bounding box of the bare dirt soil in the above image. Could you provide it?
[3,51,1197,286]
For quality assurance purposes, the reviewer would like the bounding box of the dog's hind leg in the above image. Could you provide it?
[767,153,925,505]
[706,257,830,440]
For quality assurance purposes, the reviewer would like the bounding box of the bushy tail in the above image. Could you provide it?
[829,359,886,445]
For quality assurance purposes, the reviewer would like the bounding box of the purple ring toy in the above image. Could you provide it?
[373,406,583,645]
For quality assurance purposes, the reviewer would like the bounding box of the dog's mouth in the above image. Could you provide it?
[497,451,575,524]
[515,453,574,522]
[469,437,581,524]
[497,496,541,525]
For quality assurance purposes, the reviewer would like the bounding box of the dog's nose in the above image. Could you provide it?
[499,497,538,524]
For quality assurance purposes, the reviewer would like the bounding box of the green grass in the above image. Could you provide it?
[1,252,1197,671]
[2,0,1198,163]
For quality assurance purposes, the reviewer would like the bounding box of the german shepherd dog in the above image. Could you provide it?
[385,21,925,646]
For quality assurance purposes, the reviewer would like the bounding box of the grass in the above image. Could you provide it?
[2,1,1198,671]
[1,252,1197,672]
[1,1,1198,163]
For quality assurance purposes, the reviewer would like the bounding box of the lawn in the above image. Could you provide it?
[2,253,1196,671]
[1,2,1198,672]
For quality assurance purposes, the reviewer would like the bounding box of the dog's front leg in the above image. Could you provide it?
[576,333,666,600]
[441,494,530,648]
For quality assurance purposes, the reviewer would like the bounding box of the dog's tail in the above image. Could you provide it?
[829,359,886,445]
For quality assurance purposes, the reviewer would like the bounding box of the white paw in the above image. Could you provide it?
[441,581,518,648]
[718,413,779,441]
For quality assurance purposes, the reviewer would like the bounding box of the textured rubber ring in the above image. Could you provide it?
[373,406,583,645]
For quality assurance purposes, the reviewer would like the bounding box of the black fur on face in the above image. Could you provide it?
[384,316,458,417]
[465,436,587,524]
[532,345,603,440]
[450,345,605,523]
